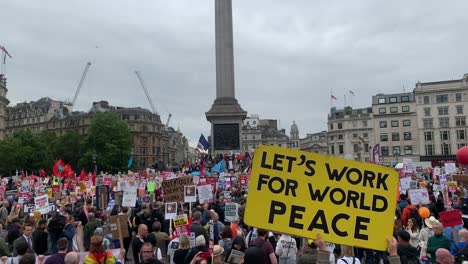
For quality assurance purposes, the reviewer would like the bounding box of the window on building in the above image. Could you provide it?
[424,108,431,116]
[457,105,464,114]
[331,145,335,155]
[393,146,401,156]
[403,120,411,127]
[380,121,387,128]
[423,119,433,129]
[402,106,410,112]
[354,144,360,152]
[338,134,343,140]
[389,97,397,103]
[379,107,386,114]
[390,107,398,113]
[252,135,256,140]
[404,132,412,140]
[457,130,466,140]
[401,96,409,102]
[425,145,435,156]
[363,133,368,138]
[392,132,400,141]
[353,133,358,138]
[362,120,368,127]
[439,117,450,128]
[338,123,342,129]
[378,98,386,104]
[364,143,369,152]
[380,133,388,142]
[339,145,344,154]
[436,94,449,103]
[253,121,257,125]
[456,93,462,102]
[391,120,399,127]
[424,96,430,104]
[352,121,357,128]
[438,106,449,115]
[424,131,433,141]
[381,146,389,156]
[330,124,334,130]
[404,146,413,155]
[456,116,466,126]
[440,130,450,141]
[441,143,451,155]
[458,143,467,149]
[330,135,335,140]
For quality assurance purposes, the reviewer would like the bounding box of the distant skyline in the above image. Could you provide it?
[2,0,468,147]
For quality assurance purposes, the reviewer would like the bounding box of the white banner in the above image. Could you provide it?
[409,189,430,205]
[34,194,49,214]
[122,187,137,207]
[225,203,239,222]
[197,184,213,204]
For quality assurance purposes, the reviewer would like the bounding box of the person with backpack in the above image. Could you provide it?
[244,228,277,264]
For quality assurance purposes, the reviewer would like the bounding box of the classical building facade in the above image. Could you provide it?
[0,75,9,140]
[327,107,373,162]
[290,121,300,149]
[415,73,468,165]
[242,115,289,152]
[372,92,420,165]
[6,99,188,168]
[300,131,328,155]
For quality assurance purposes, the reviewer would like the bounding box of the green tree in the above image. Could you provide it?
[0,130,54,176]
[51,130,85,170]
[79,112,132,173]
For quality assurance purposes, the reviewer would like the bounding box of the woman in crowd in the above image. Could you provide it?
[83,235,125,264]
[173,234,191,264]
[406,218,420,249]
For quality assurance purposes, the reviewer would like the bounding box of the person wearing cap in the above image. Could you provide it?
[427,222,450,263]
[396,231,419,264]
[211,245,226,264]
[32,219,48,255]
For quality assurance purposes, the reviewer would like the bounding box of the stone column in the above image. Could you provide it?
[215,0,235,99]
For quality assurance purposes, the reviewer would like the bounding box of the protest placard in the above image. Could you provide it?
[184,186,197,203]
[225,203,239,222]
[197,184,213,204]
[400,177,411,191]
[162,176,193,202]
[165,202,178,220]
[244,145,399,251]
[408,189,430,204]
[448,181,458,193]
[439,210,462,227]
[173,214,189,227]
[35,194,49,214]
[109,214,129,238]
[445,162,457,175]
[122,187,137,207]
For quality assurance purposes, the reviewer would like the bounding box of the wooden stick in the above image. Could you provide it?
[117,219,124,250]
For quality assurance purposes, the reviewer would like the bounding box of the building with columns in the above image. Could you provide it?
[300,131,328,154]
[0,74,9,140]
[415,73,468,165]
[290,121,299,149]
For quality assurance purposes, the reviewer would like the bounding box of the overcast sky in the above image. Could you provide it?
[2,0,468,147]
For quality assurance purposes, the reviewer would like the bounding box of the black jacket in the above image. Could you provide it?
[32,228,48,255]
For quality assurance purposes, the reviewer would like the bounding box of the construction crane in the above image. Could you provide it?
[134,70,172,128]
[71,62,92,111]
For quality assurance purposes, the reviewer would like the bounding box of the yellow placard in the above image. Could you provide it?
[47,188,52,199]
[173,214,189,227]
[244,146,398,251]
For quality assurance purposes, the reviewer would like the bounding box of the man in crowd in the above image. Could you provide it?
[32,219,48,255]
[245,228,277,264]
[44,238,68,264]
[132,224,149,264]
[83,212,101,250]
[205,212,224,245]
[13,223,34,256]
[396,230,419,264]
[64,251,80,264]
[190,211,209,243]
[140,242,163,264]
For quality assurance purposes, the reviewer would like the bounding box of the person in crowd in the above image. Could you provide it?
[451,228,468,254]
[147,221,170,263]
[461,204,468,229]
[405,218,420,248]
[83,235,125,264]
[399,194,409,211]
[102,225,114,250]
[337,245,361,264]
[7,218,22,252]
[32,219,48,255]
[275,233,297,264]
[396,230,419,264]
[139,242,163,264]
[419,216,436,260]
[64,251,80,264]
[204,212,224,245]
[186,235,209,264]
[244,228,277,264]
[212,245,226,264]
[6,239,29,264]
[13,223,34,256]
[219,226,233,253]
[132,224,149,264]
[427,222,451,263]
[173,234,191,264]
[225,236,246,263]
[7,204,21,224]
[119,206,133,260]
[190,212,209,244]
[0,202,9,228]
[394,209,403,232]
[435,248,455,264]
[44,238,68,264]
[84,212,101,251]
[0,227,10,256]
[18,253,37,264]
[47,211,66,254]
[63,213,77,252]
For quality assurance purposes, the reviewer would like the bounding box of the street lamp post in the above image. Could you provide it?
[92,153,97,174]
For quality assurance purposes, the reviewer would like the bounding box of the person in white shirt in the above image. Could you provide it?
[337,245,361,264]
[275,234,297,264]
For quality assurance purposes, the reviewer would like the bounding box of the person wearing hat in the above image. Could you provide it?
[212,245,225,264]
[396,231,419,264]
[427,222,451,263]
[419,216,437,259]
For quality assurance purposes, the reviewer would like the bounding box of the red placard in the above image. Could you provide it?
[240,175,248,186]
[439,210,462,227]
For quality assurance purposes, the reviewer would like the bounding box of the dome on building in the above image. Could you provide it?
[290,121,299,134]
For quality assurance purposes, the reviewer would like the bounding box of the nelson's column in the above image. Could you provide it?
[206,0,247,155]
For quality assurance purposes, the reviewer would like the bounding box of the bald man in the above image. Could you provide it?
[64,251,79,264]
[132,224,148,264]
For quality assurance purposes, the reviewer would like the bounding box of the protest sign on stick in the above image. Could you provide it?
[439,210,462,227]
[162,176,193,202]
[244,145,399,251]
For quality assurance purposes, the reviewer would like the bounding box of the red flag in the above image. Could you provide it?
[52,160,65,177]
[79,168,86,181]
[91,171,96,185]
[20,170,25,180]
[63,164,74,179]
[39,169,47,177]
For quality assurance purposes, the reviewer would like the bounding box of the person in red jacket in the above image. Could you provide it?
[402,204,418,227]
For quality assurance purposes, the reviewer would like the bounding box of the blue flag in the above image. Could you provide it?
[127,151,134,169]
[212,160,226,173]
[197,134,210,153]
